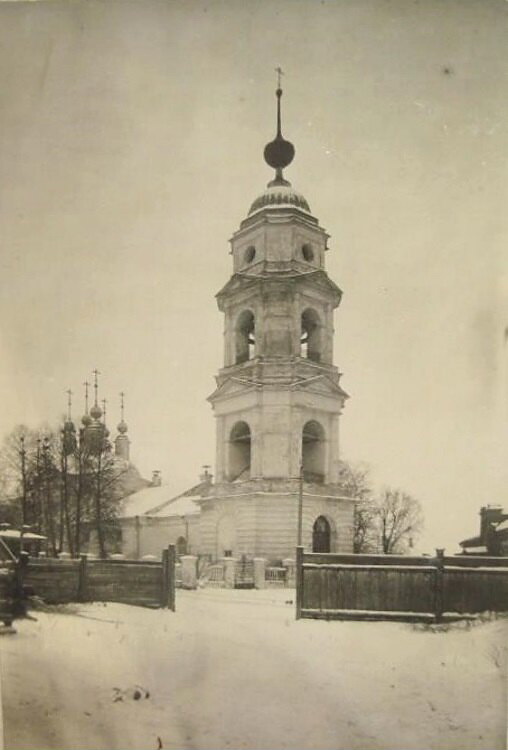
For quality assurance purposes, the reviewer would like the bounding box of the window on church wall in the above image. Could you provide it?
[301,308,321,362]
[244,245,256,264]
[302,420,325,484]
[228,421,251,481]
[301,243,314,263]
[235,310,255,364]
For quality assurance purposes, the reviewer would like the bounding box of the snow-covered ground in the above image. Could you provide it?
[0,589,506,750]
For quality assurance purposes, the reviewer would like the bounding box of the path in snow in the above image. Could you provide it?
[0,588,506,750]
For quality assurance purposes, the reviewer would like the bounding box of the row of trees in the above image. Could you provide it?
[338,461,424,554]
[0,422,127,559]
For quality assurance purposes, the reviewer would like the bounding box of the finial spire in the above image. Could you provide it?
[66,389,73,420]
[120,391,125,421]
[263,69,295,186]
[92,369,100,406]
[83,381,89,414]
[101,398,107,424]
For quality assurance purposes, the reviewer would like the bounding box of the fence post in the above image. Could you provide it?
[78,554,88,602]
[12,551,29,621]
[161,545,176,611]
[434,548,445,623]
[296,546,304,620]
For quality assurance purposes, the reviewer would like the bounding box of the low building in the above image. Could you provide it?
[118,471,212,559]
[459,506,508,556]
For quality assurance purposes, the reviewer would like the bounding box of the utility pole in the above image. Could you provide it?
[297,463,304,547]
[19,435,27,526]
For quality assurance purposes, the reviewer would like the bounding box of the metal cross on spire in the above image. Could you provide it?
[92,369,100,405]
[101,398,107,423]
[120,391,125,421]
[83,381,90,413]
[66,389,73,420]
[275,66,284,89]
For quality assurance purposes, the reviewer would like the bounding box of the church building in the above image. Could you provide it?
[121,81,355,562]
[199,82,354,560]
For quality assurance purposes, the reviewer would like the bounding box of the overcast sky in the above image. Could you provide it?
[1,0,507,551]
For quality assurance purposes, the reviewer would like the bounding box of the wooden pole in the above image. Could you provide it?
[78,554,88,602]
[434,548,445,623]
[296,545,304,620]
[297,463,303,547]
[163,545,176,611]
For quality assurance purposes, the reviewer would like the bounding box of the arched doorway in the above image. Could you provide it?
[229,421,251,481]
[312,516,331,553]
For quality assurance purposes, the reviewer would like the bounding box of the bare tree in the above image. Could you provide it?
[338,461,379,553]
[376,488,424,554]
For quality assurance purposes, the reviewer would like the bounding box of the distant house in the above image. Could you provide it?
[459,506,508,556]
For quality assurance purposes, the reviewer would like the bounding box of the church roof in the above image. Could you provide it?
[120,480,206,518]
[248,183,311,216]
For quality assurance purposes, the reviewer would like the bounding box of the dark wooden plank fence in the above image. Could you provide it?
[24,545,176,610]
[296,547,508,622]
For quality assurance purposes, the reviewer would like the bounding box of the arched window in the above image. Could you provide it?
[244,245,256,264]
[302,243,314,263]
[176,536,187,556]
[236,310,255,364]
[312,516,331,553]
[301,308,321,362]
[229,421,251,481]
[302,420,325,483]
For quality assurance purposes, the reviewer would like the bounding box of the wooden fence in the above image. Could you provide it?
[296,547,508,622]
[24,546,176,610]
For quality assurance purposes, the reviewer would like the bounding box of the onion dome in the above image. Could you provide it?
[82,413,92,427]
[63,420,77,456]
[117,419,128,434]
[84,420,105,455]
[90,402,102,420]
[249,183,310,216]
[248,76,310,217]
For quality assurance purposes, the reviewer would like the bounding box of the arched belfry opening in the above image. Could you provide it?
[302,420,325,483]
[236,310,255,364]
[229,421,251,481]
[312,516,331,553]
[301,308,321,362]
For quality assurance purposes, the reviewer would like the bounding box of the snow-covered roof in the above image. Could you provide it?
[120,481,205,518]
[0,530,46,540]
[150,495,200,518]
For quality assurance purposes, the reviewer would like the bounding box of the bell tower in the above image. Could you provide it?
[198,77,354,561]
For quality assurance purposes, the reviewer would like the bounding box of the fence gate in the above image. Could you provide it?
[235,557,254,588]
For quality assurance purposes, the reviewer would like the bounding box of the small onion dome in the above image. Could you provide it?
[249,183,310,216]
[117,419,128,435]
[82,413,92,427]
[90,403,102,420]
[64,419,76,433]
[63,420,77,455]
[103,426,110,439]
